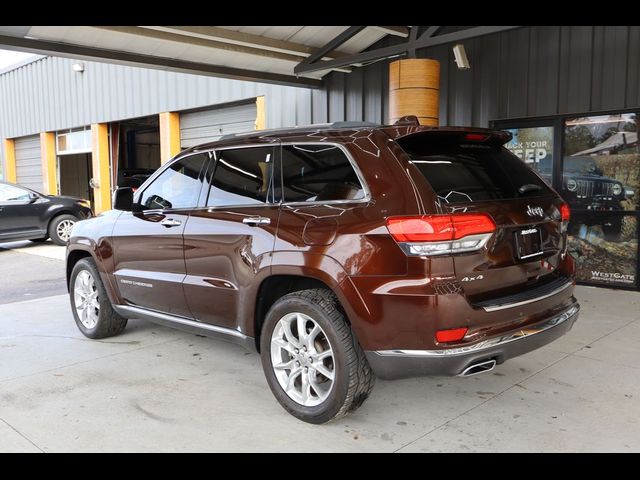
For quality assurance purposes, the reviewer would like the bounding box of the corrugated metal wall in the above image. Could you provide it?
[316,26,640,126]
[179,101,257,148]
[14,135,42,191]
[0,56,316,141]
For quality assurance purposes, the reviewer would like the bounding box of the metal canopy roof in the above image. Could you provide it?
[0,26,398,87]
[0,26,520,88]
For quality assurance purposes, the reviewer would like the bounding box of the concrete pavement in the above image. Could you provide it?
[0,241,67,303]
[1,284,639,452]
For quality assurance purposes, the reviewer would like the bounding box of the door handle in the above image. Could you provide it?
[160,218,182,228]
[242,216,271,226]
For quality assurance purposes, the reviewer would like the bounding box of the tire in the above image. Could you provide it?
[260,288,375,424]
[69,258,128,339]
[49,214,79,246]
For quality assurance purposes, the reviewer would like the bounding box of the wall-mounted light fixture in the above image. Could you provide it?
[72,62,85,73]
[453,44,470,70]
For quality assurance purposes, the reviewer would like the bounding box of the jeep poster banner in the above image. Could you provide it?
[505,126,554,183]
[563,114,639,287]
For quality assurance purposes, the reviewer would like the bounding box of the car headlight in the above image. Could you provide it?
[611,183,623,196]
[76,199,91,208]
[566,179,577,192]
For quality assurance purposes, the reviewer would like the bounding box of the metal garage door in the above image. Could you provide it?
[180,101,257,149]
[15,135,43,192]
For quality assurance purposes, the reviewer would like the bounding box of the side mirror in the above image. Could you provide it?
[113,187,134,211]
[28,193,39,203]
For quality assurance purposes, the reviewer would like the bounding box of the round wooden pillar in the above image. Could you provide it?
[389,58,440,126]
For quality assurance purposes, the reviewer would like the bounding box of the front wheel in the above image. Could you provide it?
[260,289,374,424]
[70,258,128,339]
[49,214,78,245]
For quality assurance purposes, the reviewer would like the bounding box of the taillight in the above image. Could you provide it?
[560,203,570,222]
[436,327,468,343]
[464,133,489,142]
[386,213,496,256]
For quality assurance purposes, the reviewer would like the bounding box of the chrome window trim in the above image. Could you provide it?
[372,304,579,358]
[138,140,373,209]
[278,142,372,206]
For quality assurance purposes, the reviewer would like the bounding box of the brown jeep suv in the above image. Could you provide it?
[66,119,579,424]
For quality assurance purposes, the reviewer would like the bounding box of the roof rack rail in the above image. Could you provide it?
[218,121,380,141]
[329,121,380,128]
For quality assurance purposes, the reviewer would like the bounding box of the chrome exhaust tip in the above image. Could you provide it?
[458,359,497,377]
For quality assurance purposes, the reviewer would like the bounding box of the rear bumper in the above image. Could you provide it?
[365,303,579,380]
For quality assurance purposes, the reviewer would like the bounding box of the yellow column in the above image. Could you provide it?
[3,138,17,183]
[389,58,440,126]
[159,111,181,165]
[255,96,266,130]
[40,132,58,195]
[91,123,111,213]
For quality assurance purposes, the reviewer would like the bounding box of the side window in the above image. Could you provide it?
[0,184,31,203]
[206,147,274,207]
[280,145,365,203]
[138,154,208,210]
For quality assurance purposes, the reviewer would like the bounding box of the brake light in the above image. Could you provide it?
[464,133,489,142]
[386,215,452,242]
[387,214,495,242]
[436,327,468,343]
[386,214,496,256]
[560,203,570,222]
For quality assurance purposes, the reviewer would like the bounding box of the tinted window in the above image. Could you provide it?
[139,154,207,210]
[206,147,274,207]
[397,134,552,204]
[281,145,365,203]
[0,184,31,202]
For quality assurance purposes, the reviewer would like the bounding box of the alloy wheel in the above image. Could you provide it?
[57,219,76,242]
[270,312,336,407]
[74,270,100,329]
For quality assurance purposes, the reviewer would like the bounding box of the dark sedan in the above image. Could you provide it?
[0,181,93,245]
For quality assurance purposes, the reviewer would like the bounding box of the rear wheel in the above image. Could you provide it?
[260,289,374,424]
[49,214,78,245]
[70,258,128,339]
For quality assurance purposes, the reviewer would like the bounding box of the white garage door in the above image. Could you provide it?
[180,101,257,149]
[15,135,43,192]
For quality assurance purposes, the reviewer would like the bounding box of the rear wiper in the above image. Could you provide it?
[518,184,543,195]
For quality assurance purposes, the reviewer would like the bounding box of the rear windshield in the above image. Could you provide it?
[397,134,553,204]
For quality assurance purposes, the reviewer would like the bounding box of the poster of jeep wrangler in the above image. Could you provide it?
[505,115,639,288]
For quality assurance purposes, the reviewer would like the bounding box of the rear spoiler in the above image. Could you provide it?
[383,120,513,146]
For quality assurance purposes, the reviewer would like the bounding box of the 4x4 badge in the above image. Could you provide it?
[526,205,545,217]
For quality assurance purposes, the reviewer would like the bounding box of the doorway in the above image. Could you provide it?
[57,153,93,203]
[111,115,161,191]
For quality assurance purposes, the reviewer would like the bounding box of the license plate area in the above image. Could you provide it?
[514,226,543,260]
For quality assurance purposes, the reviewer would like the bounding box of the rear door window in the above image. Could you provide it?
[205,146,275,207]
[280,144,366,203]
[397,133,553,204]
